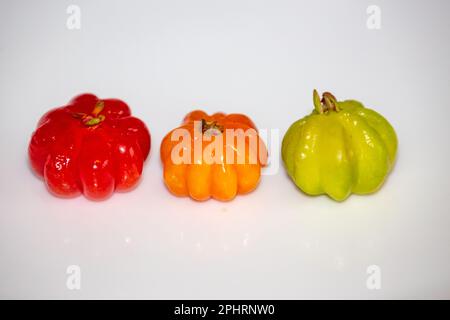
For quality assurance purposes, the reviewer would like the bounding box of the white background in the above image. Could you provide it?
[1,0,449,299]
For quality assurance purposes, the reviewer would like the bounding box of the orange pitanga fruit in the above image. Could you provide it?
[160,110,267,201]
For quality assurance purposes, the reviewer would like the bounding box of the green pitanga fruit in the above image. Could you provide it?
[282,90,398,201]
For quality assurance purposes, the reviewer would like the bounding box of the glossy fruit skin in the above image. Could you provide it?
[282,94,397,201]
[29,93,151,200]
[160,110,267,201]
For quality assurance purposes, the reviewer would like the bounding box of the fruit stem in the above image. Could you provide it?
[92,100,105,116]
[322,92,340,111]
[201,119,224,135]
[73,101,106,127]
[313,90,340,113]
[313,89,324,114]
[83,114,105,126]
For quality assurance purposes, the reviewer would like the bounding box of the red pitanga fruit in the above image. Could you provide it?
[28,94,151,200]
